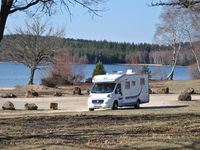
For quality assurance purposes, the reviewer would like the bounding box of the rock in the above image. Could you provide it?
[156,87,169,94]
[184,88,195,94]
[0,93,9,98]
[9,93,17,98]
[0,93,17,98]
[149,89,153,94]
[2,101,15,110]
[50,103,58,110]
[73,87,82,95]
[178,92,192,101]
[25,90,39,98]
[54,92,62,97]
[24,103,38,110]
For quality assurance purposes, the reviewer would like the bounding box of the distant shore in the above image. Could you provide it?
[123,63,163,66]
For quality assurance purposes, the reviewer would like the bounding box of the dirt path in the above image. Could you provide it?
[1,94,197,116]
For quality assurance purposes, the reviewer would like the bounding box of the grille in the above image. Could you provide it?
[92,100,104,104]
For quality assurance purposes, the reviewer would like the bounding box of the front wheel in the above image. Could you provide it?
[112,101,118,110]
[134,100,140,109]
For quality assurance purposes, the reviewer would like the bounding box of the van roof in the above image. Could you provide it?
[92,74,124,83]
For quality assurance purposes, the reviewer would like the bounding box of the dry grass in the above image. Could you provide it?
[0,80,200,149]
[150,80,200,94]
[0,100,200,149]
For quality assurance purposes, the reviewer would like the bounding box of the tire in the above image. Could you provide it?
[89,108,94,111]
[112,101,118,110]
[134,100,140,109]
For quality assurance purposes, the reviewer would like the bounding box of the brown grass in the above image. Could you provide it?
[0,100,200,149]
[150,80,200,94]
[0,80,200,149]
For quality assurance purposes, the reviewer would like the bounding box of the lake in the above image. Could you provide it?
[0,62,190,87]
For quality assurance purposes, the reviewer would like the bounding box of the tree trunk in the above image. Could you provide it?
[167,45,181,80]
[191,48,200,73]
[0,0,13,42]
[28,67,36,85]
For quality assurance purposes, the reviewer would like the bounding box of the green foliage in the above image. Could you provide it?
[3,35,192,65]
[140,65,151,78]
[92,61,106,77]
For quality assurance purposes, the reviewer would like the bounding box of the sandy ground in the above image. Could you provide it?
[1,94,199,116]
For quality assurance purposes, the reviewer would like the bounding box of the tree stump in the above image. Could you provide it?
[50,103,58,110]
[73,87,82,95]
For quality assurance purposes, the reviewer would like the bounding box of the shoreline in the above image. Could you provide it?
[0,87,15,90]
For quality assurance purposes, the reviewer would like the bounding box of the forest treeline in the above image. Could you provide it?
[0,35,195,65]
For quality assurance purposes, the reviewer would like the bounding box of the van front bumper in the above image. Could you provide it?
[88,98,112,109]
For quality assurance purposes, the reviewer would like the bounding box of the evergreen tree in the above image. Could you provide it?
[141,65,151,78]
[92,61,106,77]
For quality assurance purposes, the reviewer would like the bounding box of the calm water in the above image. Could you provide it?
[0,62,190,87]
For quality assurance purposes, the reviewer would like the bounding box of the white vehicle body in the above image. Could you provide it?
[88,70,149,111]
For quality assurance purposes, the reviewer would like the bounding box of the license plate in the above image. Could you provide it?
[94,104,101,107]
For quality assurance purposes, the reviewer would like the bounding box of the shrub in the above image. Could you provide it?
[41,52,86,87]
[41,77,57,88]
[41,74,72,87]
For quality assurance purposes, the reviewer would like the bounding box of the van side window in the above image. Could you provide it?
[125,81,130,89]
[132,81,136,87]
[115,84,122,94]
[140,78,145,85]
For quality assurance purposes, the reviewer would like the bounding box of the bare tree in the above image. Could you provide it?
[154,7,184,80]
[154,5,200,76]
[0,0,105,42]
[2,17,65,84]
[179,8,200,73]
[151,0,200,8]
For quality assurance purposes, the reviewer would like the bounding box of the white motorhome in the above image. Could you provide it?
[88,69,149,111]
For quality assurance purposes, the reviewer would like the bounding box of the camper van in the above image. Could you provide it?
[88,70,149,111]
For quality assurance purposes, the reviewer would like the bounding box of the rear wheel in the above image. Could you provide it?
[89,108,94,111]
[112,101,118,110]
[134,100,140,109]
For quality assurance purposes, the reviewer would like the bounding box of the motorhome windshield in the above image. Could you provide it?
[91,83,116,93]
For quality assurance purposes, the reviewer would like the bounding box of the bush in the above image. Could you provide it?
[41,77,57,88]
[41,74,72,87]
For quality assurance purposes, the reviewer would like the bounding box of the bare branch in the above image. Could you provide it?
[151,0,200,8]
[0,0,105,42]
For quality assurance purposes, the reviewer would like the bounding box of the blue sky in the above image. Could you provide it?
[6,0,162,44]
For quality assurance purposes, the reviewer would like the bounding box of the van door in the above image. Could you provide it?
[115,83,123,107]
